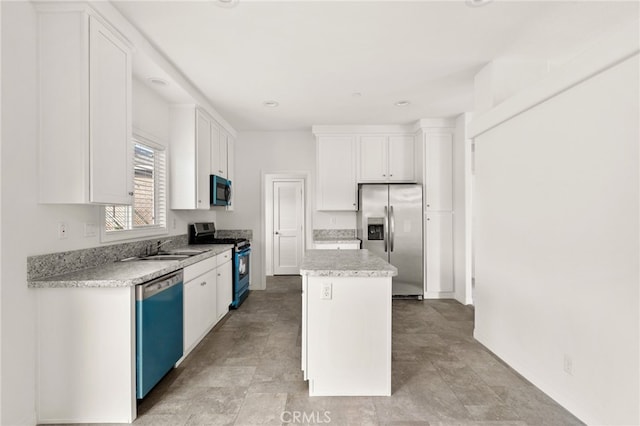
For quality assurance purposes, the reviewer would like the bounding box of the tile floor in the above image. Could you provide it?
[90,276,584,425]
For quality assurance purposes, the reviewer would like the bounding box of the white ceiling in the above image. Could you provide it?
[112,0,639,131]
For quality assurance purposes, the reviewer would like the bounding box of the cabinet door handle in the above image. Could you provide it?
[200,281,207,286]
[217,273,221,277]
[128,191,134,196]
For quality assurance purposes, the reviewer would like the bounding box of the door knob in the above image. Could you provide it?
[275,231,279,235]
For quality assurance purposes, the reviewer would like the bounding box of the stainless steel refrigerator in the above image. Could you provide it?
[357,184,423,297]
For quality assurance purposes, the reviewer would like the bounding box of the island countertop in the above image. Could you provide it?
[300,249,397,277]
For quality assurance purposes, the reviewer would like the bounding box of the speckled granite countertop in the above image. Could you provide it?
[300,249,397,277]
[28,244,233,288]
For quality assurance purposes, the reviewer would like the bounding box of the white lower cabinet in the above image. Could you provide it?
[216,257,233,322]
[182,250,233,359]
[184,268,217,354]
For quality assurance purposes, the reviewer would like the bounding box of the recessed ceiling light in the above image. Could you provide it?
[147,77,169,86]
[263,101,279,108]
[214,0,239,8]
[394,100,411,107]
[465,0,493,7]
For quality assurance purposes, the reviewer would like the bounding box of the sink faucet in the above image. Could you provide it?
[146,240,172,256]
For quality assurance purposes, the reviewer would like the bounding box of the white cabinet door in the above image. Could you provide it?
[183,278,202,353]
[209,120,221,177]
[89,16,132,204]
[200,269,217,329]
[425,212,454,295]
[217,129,229,178]
[216,260,233,322]
[358,135,387,182]
[425,133,453,211]
[388,135,415,182]
[37,7,133,205]
[225,136,235,211]
[184,268,217,353]
[196,110,212,210]
[316,136,357,211]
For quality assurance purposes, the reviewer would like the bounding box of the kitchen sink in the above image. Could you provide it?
[119,249,206,262]
[140,254,192,260]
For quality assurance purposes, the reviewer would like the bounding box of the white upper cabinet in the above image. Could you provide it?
[316,136,357,211]
[358,136,387,181]
[425,133,453,212]
[358,135,416,183]
[37,6,133,204]
[171,106,234,210]
[388,135,416,182]
[213,128,229,179]
[225,135,235,211]
[196,110,212,210]
[170,106,212,210]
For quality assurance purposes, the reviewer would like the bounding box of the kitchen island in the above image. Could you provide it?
[299,249,397,396]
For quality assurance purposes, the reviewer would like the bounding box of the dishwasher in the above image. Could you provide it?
[135,270,184,399]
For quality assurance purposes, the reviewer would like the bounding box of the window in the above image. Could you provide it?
[102,133,167,241]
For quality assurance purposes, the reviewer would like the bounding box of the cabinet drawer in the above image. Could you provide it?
[314,243,361,250]
[215,250,232,265]
[184,256,217,282]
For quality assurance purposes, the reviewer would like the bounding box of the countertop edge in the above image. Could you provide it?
[27,244,234,289]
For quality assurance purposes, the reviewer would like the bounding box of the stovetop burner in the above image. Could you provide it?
[188,223,249,249]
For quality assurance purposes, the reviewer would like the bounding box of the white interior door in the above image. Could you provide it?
[273,180,304,275]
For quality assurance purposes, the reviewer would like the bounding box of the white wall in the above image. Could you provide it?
[0,4,196,423]
[216,131,316,289]
[473,52,639,425]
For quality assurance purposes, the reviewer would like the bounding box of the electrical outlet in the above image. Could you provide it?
[320,282,332,300]
[330,216,337,225]
[58,222,68,239]
[563,354,573,376]
[172,218,177,229]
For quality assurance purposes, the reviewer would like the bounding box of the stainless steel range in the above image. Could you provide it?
[188,222,250,309]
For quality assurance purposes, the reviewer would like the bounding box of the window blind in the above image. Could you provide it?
[105,139,166,232]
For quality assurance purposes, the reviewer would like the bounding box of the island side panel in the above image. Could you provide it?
[36,287,136,424]
[306,276,391,396]
[302,275,308,380]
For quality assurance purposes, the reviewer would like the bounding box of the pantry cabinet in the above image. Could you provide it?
[316,136,358,211]
[425,133,453,212]
[425,212,454,296]
[37,6,133,204]
[358,135,415,183]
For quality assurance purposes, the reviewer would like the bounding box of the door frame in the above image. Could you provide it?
[262,172,311,285]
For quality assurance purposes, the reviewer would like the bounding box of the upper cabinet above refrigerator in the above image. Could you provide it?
[358,135,416,183]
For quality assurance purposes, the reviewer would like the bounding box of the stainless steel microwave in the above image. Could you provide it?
[210,175,231,206]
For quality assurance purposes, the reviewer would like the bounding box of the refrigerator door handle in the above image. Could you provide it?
[390,205,395,252]
[384,205,388,252]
